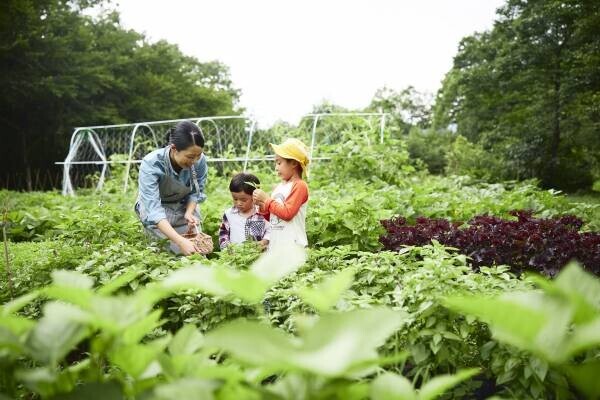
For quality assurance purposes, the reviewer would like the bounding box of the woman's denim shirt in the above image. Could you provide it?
[137,146,208,225]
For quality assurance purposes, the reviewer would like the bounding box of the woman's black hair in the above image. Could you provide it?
[229,172,260,195]
[165,120,205,150]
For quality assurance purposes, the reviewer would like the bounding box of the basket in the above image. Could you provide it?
[182,228,214,255]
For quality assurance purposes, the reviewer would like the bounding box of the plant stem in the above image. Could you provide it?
[2,206,14,300]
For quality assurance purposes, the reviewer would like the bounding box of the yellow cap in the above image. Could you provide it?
[270,138,310,177]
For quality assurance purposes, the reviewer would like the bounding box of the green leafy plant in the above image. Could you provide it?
[445,262,600,398]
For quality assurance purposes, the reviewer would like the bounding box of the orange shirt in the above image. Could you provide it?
[260,179,309,248]
[261,179,309,221]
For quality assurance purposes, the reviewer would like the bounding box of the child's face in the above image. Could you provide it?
[275,155,299,180]
[231,191,254,213]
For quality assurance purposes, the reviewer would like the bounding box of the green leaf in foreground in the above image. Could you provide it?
[297,268,355,312]
[204,307,406,377]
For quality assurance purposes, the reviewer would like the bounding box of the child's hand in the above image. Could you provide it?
[252,189,269,204]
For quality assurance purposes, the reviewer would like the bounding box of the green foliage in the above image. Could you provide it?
[0,0,240,190]
[434,0,600,191]
[368,86,433,137]
[205,307,407,377]
[446,262,600,398]
[313,130,418,188]
[370,369,479,400]
[0,247,481,400]
[2,152,600,398]
[296,268,355,312]
[405,128,455,175]
[445,136,509,182]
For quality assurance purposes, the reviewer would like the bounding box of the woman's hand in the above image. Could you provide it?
[184,211,199,228]
[258,239,269,251]
[177,237,199,256]
[252,189,269,204]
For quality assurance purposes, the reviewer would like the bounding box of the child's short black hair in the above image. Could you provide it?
[229,172,260,195]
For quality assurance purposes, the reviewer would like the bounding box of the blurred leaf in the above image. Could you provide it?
[168,324,204,356]
[51,270,94,289]
[1,291,40,315]
[564,317,600,359]
[205,307,406,377]
[151,378,216,400]
[51,381,123,400]
[250,244,307,283]
[553,262,600,323]
[89,295,153,332]
[109,336,170,379]
[418,368,479,400]
[121,310,163,345]
[204,319,295,367]
[214,269,268,304]
[161,266,229,297]
[444,292,571,362]
[97,268,144,295]
[0,314,35,336]
[295,308,407,376]
[297,269,355,312]
[565,360,600,399]
[44,286,93,309]
[26,302,89,365]
[370,373,416,400]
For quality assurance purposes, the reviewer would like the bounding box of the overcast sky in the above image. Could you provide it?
[112,0,504,127]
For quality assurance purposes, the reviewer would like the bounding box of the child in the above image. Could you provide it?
[252,138,310,248]
[219,172,270,250]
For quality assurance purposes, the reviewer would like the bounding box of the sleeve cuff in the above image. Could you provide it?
[145,211,167,226]
[190,192,207,203]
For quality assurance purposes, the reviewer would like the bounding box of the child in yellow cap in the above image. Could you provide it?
[252,138,310,248]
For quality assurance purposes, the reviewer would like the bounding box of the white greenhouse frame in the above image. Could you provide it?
[57,112,387,195]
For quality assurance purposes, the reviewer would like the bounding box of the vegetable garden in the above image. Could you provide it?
[1,126,600,399]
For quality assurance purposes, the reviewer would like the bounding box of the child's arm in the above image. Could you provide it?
[257,218,271,250]
[262,218,271,242]
[263,181,309,221]
[218,213,231,249]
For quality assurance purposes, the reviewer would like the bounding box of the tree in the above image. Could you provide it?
[0,0,240,190]
[369,86,433,136]
[434,0,600,190]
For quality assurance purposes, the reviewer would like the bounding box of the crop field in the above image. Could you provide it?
[1,140,599,400]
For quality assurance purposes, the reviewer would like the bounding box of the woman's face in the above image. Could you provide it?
[171,144,203,169]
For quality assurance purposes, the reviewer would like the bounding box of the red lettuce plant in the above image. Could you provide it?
[380,211,600,276]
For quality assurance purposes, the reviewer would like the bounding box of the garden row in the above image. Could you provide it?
[1,148,599,398]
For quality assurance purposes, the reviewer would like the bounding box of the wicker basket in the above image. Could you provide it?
[182,229,214,255]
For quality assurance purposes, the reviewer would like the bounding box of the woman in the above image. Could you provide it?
[135,120,208,255]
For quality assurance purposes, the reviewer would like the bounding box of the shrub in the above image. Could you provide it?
[406,127,455,174]
[445,135,508,182]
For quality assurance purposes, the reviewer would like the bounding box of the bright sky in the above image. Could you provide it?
[112,0,504,127]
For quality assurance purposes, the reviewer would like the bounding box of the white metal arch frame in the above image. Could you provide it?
[61,128,107,195]
[194,116,257,171]
[58,115,258,195]
[58,113,387,195]
[122,123,158,193]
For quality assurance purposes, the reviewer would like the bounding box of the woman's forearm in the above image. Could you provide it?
[185,201,197,216]
[157,219,184,245]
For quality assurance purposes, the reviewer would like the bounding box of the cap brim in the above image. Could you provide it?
[270,143,294,160]
[270,143,309,175]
